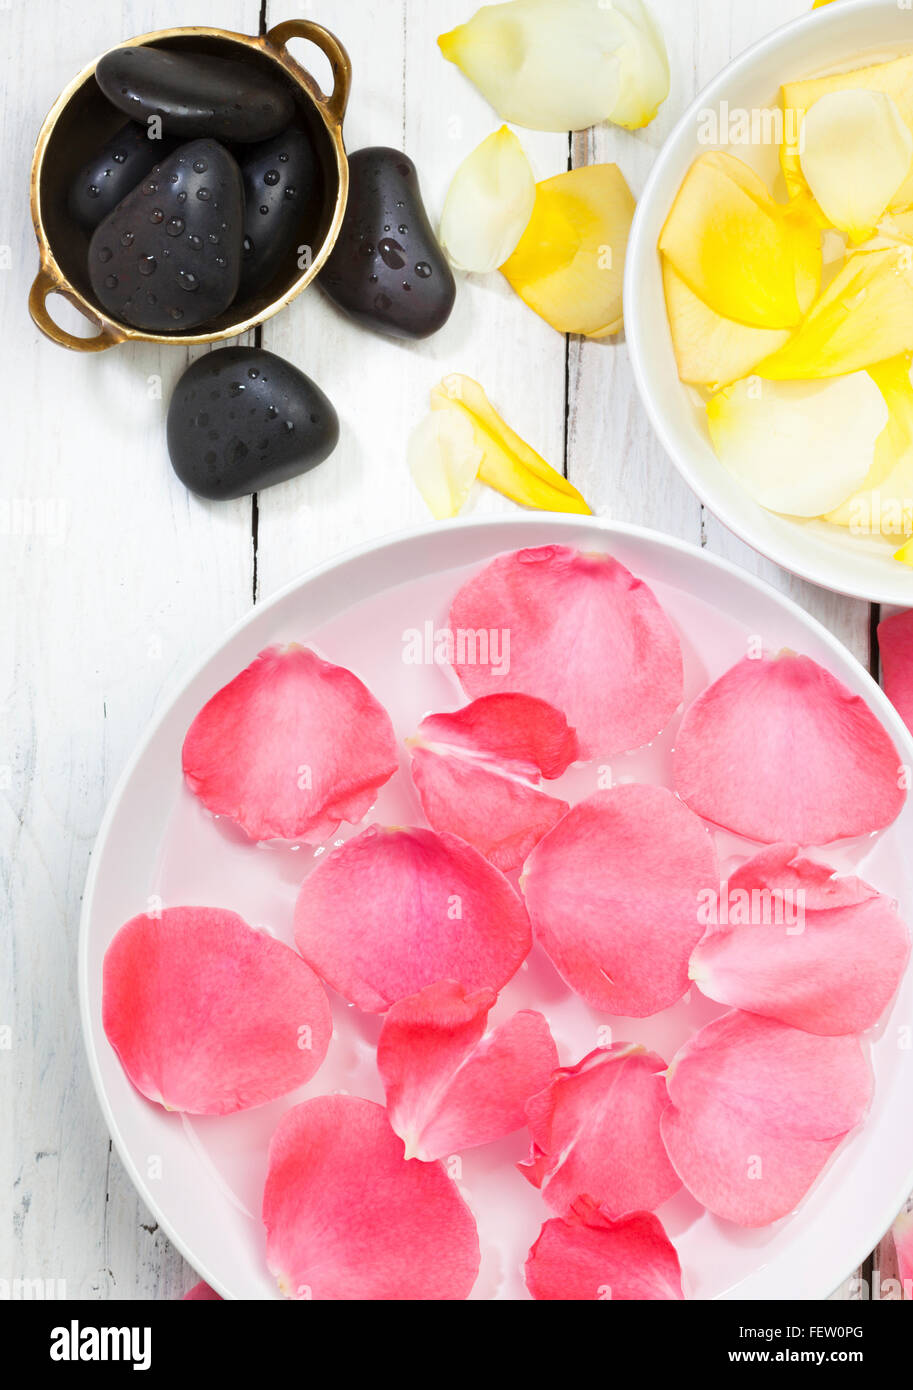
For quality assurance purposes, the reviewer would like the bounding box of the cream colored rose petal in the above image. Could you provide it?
[800,90,913,244]
[438,0,668,134]
[440,126,535,273]
[408,408,483,519]
[707,373,888,517]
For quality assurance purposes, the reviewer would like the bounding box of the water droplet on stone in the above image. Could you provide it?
[197,187,211,201]
[138,255,156,276]
[166,217,184,237]
[87,184,100,199]
[104,274,118,289]
[415,261,432,279]
[120,230,134,247]
[150,208,164,224]
[378,237,406,270]
[193,158,209,173]
[177,269,199,292]
[98,246,113,262]
[263,169,280,186]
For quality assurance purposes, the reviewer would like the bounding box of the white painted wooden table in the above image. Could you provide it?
[0,0,894,1299]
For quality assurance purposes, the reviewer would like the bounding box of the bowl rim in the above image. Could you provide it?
[78,511,913,1299]
[624,0,913,607]
[29,21,350,350]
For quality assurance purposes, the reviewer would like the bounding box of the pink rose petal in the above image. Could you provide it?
[879,609,913,735]
[448,546,683,758]
[672,652,905,844]
[519,1043,681,1217]
[410,748,569,871]
[416,693,579,779]
[182,644,398,842]
[102,907,332,1115]
[377,980,558,1161]
[525,1201,684,1301]
[294,825,531,1012]
[661,1010,872,1226]
[521,785,718,1016]
[690,845,910,1035]
[262,1095,480,1300]
[183,1281,221,1301]
[409,693,578,870]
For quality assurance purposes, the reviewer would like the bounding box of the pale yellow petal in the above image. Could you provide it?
[800,90,912,244]
[438,0,668,133]
[707,373,887,516]
[781,54,913,211]
[431,373,591,513]
[439,127,535,274]
[408,408,482,518]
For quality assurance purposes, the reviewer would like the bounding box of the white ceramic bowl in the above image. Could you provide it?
[80,515,913,1300]
[626,0,913,606]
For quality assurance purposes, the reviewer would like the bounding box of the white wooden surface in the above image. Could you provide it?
[0,0,894,1299]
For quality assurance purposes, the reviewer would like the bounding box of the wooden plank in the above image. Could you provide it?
[255,0,569,598]
[0,0,259,1301]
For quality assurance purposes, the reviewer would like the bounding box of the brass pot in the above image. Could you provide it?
[29,19,351,352]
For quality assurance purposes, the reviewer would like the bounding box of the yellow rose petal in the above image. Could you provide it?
[662,257,791,389]
[501,164,634,337]
[758,245,913,380]
[431,373,591,513]
[659,152,821,330]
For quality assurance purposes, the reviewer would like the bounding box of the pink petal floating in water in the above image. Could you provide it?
[409,693,578,870]
[690,844,910,1035]
[416,693,579,779]
[520,784,718,1016]
[448,545,683,758]
[879,609,913,736]
[262,1095,480,1300]
[525,1200,684,1301]
[661,1010,872,1227]
[183,1281,221,1301]
[410,750,568,872]
[377,979,558,1161]
[182,644,398,842]
[672,651,904,845]
[102,906,332,1115]
[518,1043,681,1217]
[294,824,531,1012]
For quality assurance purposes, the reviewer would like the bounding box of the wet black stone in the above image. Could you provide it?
[68,122,178,231]
[320,147,455,340]
[95,44,295,144]
[167,346,339,499]
[88,139,244,332]
[237,126,322,295]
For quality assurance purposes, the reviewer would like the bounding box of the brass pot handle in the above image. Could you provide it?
[29,266,121,353]
[267,19,351,126]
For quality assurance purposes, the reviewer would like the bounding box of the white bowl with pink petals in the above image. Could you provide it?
[80,515,913,1300]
